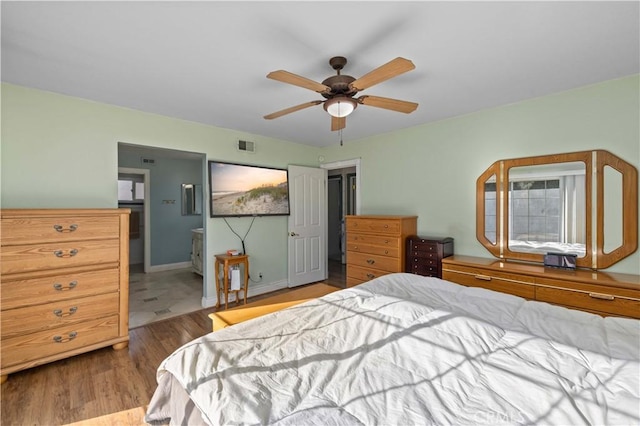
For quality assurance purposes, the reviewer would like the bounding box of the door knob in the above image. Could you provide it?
[289,231,299,237]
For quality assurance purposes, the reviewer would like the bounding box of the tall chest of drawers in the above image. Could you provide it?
[0,209,130,383]
[345,215,417,287]
[406,236,454,278]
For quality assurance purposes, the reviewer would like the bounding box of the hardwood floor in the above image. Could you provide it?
[0,260,346,425]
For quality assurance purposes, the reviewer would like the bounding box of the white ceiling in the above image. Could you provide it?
[2,1,638,148]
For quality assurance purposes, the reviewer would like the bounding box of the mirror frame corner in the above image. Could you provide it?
[595,150,639,269]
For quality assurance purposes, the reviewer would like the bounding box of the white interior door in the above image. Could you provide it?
[288,165,327,287]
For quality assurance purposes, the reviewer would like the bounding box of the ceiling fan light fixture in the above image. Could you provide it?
[324,97,357,118]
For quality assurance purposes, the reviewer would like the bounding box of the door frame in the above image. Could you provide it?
[320,158,361,275]
[118,167,151,273]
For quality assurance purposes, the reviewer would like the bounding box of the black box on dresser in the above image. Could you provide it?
[406,236,454,278]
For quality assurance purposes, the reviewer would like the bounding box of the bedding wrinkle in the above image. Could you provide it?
[148,273,640,425]
[202,312,460,424]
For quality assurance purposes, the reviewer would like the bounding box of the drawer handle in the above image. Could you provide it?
[54,249,78,258]
[588,292,615,301]
[53,332,78,343]
[354,246,358,250]
[385,240,389,244]
[366,273,375,279]
[366,259,375,265]
[53,307,78,317]
[475,274,492,281]
[384,225,388,228]
[53,224,78,233]
[53,281,78,291]
[384,250,388,254]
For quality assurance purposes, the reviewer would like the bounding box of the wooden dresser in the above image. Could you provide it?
[0,209,130,383]
[345,215,417,287]
[442,255,640,318]
[406,236,454,278]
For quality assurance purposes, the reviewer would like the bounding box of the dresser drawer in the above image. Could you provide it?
[2,292,120,338]
[442,265,535,299]
[347,251,400,273]
[347,264,391,282]
[346,276,366,287]
[408,242,439,252]
[408,264,439,277]
[1,216,120,246]
[1,267,120,310]
[408,257,438,267]
[535,280,640,318]
[1,315,120,368]
[1,239,120,275]
[346,218,401,235]
[408,250,440,260]
[346,233,401,249]
[346,242,399,258]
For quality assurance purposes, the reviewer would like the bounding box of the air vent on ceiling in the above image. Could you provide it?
[237,140,255,153]
[141,157,156,165]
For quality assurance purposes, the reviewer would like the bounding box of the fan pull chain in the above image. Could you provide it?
[340,128,343,146]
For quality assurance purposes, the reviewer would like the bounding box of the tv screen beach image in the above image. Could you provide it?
[209,162,290,217]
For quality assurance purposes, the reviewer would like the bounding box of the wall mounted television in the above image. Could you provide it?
[208,161,290,217]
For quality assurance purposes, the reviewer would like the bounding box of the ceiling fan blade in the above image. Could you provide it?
[331,116,346,131]
[359,95,418,114]
[267,70,331,93]
[264,100,323,120]
[350,57,415,91]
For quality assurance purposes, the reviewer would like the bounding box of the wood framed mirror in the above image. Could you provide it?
[476,150,637,269]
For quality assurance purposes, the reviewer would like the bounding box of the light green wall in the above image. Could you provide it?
[1,83,320,300]
[320,75,640,274]
[2,75,638,285]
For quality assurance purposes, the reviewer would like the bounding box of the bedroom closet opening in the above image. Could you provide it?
[118,143,206,329]
[326,164,357,285]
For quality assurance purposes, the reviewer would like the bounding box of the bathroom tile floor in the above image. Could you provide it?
[128,265,203,329]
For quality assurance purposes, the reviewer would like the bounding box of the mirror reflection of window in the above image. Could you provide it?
[507,162,586,257]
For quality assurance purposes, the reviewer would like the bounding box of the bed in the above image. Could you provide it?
[145,273,640,425]
[507,240,586,257]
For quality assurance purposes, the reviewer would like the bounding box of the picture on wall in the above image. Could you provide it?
[208,161,290,217]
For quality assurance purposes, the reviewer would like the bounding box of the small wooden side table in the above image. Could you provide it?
[214,254,249,310]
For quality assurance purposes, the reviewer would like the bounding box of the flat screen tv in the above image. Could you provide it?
[208,161,290,217]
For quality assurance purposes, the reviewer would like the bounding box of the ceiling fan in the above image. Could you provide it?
[264,56,418,131]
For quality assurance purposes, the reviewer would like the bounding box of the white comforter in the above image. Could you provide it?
[149,273,640,425]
